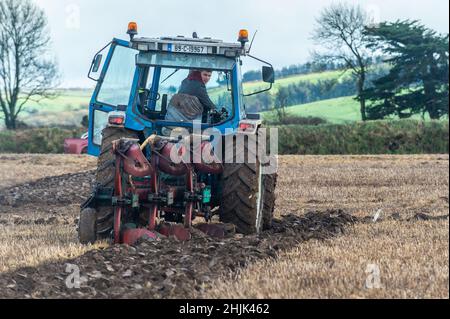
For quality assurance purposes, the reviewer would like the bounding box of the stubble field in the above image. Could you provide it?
[0,154,448,299]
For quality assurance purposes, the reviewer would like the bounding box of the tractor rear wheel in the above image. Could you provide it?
[94,127,139,241]
[219,133,278,235]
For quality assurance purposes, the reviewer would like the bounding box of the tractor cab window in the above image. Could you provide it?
[97,45,138,107]
[139,67,233,125]
[136,52,235,125]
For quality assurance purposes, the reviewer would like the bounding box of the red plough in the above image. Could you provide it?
[80,134,232,245]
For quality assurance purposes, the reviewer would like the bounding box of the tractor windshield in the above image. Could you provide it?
[137,52,235,125]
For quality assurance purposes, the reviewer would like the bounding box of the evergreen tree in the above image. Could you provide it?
[362,20,449,120]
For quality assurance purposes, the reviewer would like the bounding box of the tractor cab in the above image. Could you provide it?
[86,24,275,156]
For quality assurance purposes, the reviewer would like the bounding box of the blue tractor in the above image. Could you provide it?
[79,23,278,244]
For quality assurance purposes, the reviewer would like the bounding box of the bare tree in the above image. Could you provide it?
[0,0,59,130]
[312,2,374,121]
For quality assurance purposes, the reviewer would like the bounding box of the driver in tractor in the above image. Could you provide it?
[165,69,217,125]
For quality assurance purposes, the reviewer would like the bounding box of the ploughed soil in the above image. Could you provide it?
[0,164,360,299]
[0,154,447,299]
[0,210,358,299]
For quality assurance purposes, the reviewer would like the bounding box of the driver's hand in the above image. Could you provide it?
[209,107,229,123]
[220,107,229,115]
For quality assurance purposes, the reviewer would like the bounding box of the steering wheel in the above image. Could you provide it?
[209,107,229,124]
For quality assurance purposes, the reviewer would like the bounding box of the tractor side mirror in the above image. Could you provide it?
[243,55,275,97]
[262,66,275,84]
[88,52,107,81]
[88,42,113,81]
[92,54,103,73]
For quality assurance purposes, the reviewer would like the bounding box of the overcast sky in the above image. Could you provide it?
[33,0,449,88]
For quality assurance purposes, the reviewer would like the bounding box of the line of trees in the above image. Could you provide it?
[238,66,388,114]
[274,67,389,110]
[240,58,385,84]
[241,61,347,83]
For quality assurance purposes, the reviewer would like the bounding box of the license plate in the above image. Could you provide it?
[173,44,207,54]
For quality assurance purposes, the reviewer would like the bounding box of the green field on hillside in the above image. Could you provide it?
[20,89,92,113]
[263,96,361,124]
[6,89,93,128]
[263,95,446,124]
[207,69,351,101]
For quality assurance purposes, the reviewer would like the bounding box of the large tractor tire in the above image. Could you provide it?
[219,132,278,235]
[92,127,139,241]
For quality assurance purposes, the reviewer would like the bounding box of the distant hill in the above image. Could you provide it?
[3,89,93,129]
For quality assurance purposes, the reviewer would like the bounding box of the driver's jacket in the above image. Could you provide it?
[178,78,216,113]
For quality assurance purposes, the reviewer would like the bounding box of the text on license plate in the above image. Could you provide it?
[173,44,207,54]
